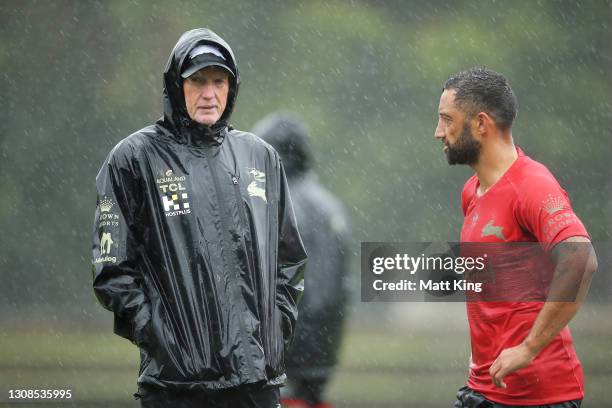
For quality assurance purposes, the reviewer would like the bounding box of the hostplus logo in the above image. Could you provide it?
[162,192,190,213]
[157,169,191,217]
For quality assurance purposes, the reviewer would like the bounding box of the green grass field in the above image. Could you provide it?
[1,303,611,407]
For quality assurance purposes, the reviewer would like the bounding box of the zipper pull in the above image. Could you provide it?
[231,176,238,185]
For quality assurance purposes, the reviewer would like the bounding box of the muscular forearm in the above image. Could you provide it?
[522,238,596,356]
[490,238,596,388]
[522,302,581,355]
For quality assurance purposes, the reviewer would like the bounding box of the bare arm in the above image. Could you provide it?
[489,236,598,388]
[522,237,597,353]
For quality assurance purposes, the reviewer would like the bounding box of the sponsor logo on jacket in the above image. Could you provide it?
[94,231,117,264]
[247,168,267,203]
[97,196,121,228]
[99,197,114,213]
[157,169,191,217]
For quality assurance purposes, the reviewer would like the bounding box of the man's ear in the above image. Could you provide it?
[475,111,494,137]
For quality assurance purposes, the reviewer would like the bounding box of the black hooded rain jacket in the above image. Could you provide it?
[92,28,307,392]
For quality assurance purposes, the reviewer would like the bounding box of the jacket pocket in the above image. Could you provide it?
[138,298,163,353]
[139,298,186,380]
[142,298,175,361]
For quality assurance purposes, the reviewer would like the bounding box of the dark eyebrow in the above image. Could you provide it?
[439,112,452,120]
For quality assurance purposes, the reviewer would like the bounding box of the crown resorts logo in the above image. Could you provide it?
[542,194,567,215]
[97,196,119,229]
[99,197,114,213]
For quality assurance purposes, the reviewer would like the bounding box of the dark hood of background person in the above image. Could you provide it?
[158,28,240,143]
[251,112,313,178]
[253,112,352,390]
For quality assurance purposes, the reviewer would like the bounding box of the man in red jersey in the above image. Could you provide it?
[434,67,597,407]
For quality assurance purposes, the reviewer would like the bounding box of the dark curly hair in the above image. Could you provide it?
[444,67,518,130]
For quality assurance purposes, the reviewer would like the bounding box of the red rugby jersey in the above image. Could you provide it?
[460,147,589,405]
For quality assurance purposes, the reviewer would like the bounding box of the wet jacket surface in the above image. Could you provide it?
[92,29,307,392]
[253,113,351,379]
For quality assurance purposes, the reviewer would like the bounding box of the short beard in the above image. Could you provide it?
[446,123,481,165]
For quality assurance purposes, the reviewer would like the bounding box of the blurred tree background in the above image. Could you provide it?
[0,0,610,406]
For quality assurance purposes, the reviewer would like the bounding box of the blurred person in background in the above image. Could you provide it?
[92,28,307,408]
[253,112,352,408]
[435,67,597,407]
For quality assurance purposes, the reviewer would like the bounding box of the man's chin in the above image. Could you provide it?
[446,148,479,166]
[445,151,458,165]
[446,153,470,165]
[447,157,462,165]
[194,116,219,127]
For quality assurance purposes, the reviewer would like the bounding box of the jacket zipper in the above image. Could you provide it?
[204,151,257,379]
[231,176,249,230]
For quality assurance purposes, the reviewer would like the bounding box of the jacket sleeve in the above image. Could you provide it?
[92,144,150,345]
[276,160,308,350]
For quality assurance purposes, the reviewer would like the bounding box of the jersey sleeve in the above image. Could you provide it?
[514,171,589,251]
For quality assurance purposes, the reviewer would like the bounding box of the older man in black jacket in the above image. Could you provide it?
[92,28,307,408]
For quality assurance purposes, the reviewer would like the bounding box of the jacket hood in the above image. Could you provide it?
[160,28,240,139]
[251,111,313,177]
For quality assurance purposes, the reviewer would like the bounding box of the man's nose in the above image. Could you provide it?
[201,84,215,99]
[434,120,445,140]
